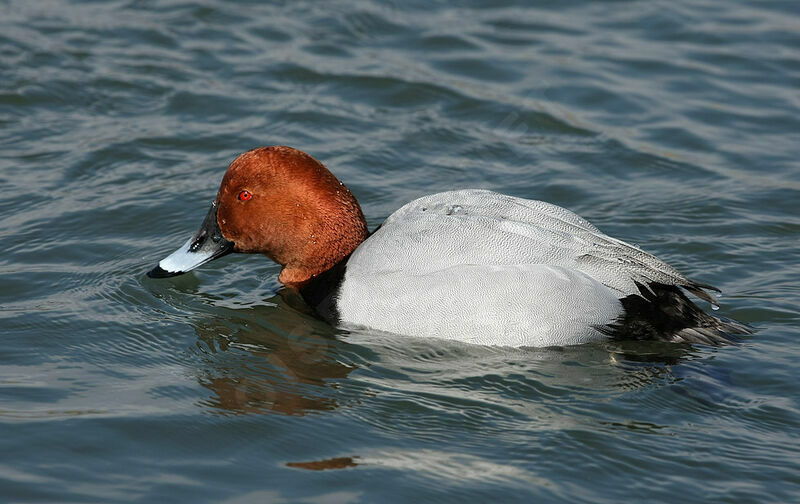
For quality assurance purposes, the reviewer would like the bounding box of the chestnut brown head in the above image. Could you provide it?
[148,146,368,287]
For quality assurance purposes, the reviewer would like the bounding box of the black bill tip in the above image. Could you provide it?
[147,265,184,278]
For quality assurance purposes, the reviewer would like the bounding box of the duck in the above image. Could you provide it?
[147,146,751,347]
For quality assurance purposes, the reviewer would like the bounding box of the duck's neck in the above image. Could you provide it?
[277,185,368,288]
[295,251,354,323]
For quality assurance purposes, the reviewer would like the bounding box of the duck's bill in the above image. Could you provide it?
[147,201,235,278]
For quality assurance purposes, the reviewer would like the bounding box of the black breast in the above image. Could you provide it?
[298,256,349,324]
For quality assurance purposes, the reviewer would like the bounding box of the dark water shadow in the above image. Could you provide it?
[151,268,736,431]
[187,290,364,417]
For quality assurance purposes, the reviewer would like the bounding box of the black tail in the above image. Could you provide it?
[601,282,753,345]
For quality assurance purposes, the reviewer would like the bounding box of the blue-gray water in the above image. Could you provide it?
[1,0,799,502]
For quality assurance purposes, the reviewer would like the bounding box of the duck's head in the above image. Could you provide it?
[147,146,369,287]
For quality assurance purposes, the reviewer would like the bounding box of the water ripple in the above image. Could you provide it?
[1,0,799,502]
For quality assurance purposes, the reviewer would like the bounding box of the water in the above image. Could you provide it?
[2,0,799,502]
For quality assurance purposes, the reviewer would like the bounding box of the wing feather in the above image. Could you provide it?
[356,190,717,302]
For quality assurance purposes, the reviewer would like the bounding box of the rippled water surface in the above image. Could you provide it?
[2,0,799,502]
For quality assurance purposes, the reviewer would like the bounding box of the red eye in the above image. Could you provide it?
[238,190,252,201]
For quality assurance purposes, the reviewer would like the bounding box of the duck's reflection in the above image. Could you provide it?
[191,290,358,416]
[184,283,720,419]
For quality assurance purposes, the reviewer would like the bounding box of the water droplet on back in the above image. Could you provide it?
[446,205,463,215]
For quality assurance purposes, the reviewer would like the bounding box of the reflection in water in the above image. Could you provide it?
[286,448,547,487]
[604,339,711,366]
[179,279,721,429]
[190,291,358,416]
[287,457,359,471]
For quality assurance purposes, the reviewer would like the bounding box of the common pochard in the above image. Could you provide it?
[148,146,751,347]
